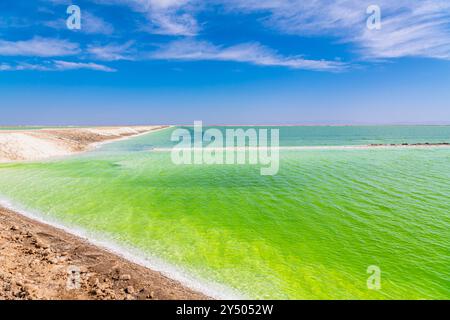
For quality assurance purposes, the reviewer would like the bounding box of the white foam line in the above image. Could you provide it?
[151,144,450,152]
[90,126,173,150]
[0,196,245,300]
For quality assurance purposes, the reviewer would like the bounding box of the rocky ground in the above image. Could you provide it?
[0,207,207,300]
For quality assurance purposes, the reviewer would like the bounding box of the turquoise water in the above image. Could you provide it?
[100,125,450,151]
[0,126,449,299]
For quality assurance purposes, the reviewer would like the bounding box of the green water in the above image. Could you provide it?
[0,126,449,299]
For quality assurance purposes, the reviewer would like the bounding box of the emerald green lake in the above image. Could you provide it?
[0,126,449,299]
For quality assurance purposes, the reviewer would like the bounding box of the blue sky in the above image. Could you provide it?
[1,0,449,125]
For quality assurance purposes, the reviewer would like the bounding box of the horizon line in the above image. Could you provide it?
[2,123,450,128]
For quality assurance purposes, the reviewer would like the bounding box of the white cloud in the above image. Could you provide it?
[87,41,135,60]
[0,37,79,57]
[44,11,114,35]
[92,0,450,60]
[355,2,450,60]
[53,60,117,71]
[145,10,198,36]
[0,63,12,71]
[150,39,345,71]
[94,0,198,35]
[0,60,116,72]
[30,0,450,72]
[220,0,450,61]
[82,11,115,35]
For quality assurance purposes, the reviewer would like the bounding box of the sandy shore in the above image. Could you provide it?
[0,206,207,300]
[0,125,209,300]
[0,126,168,162]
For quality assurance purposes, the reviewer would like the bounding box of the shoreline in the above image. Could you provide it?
[89,126,171,150]
[0,126,170,163]
[0,197,240,300]
[0,204,209,300]
[0,125,219,300]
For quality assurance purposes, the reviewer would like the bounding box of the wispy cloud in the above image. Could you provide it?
[4,0,449,74]
[355,1,450,60]
[30,0,450,61]
[53,60,116,71]
[0,60,116,72]
[0,37,79,57]
[145,10,198,36]
[0,64,13,71]
[220,0,450,61]
[0,62,54,71]
[83,11,115,34]
[150,39,345,71]
[91,0,450,60]
[95,0,198,35]
[45,11,114,35]
[87,41,135,61]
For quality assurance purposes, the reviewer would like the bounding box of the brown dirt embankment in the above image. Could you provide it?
[0,206,208,300]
